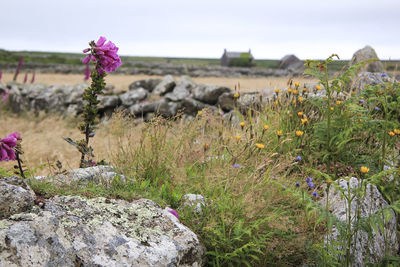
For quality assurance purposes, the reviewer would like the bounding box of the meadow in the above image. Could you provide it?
[0,53,399,266]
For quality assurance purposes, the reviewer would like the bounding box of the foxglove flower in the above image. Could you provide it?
[31,72,35,83]
[0,132,21,161]
[84,64,91,81]
[0,87,8,101]
[0,71,2,83]
[166,207,179,218]
[23,73,28,84]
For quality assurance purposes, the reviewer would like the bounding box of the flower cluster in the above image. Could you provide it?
[0,132,21,161]
[306,177,314,188]
[83,36,122,75]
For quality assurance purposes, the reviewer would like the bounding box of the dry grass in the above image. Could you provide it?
[1,72,316,93]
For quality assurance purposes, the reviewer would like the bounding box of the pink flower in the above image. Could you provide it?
[23,73,28,84]
[0,132,21,161]
[31,72,35,83]
[166,207,179,219]
[82,36,122,75]
[84,64,91,81]
[0,71,2,83]
[0,87,8,101]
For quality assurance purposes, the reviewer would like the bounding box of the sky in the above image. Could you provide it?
[1,0,399,60]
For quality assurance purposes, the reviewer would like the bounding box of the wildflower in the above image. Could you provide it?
[330,107,334,111]
[84,64,91,81]
[292,100,296,105]
[374,107,380,111]
[336,100,342,105]
[388,131,395,137]
[31,72,35,83]
[0,132,21,161]
[166,207,179,219]
[306,177,314,188]
[276,130,283,137]
[302,87,307,93]
[0,87,9,101]
[233,163,241,168]
[327,178,332,184]
[294,82,300,87]
[381,73,387,77]
[315,85,322,90]
[274,89,279,94]
[394,129,400,135]
[203,143,209,150]
[359,99,365,104]
[263,125,269,130]
[274,100,279,105]
[293,89,299,95]
[240,122,245,128]
[295,130,304,137]
[0,71,2,83]
[83,36,122,74]
[359,119,363,122]
[197,110,203,116]
[312,191,319,197]
[288,88,293,93]
[90,160,96,166]
[296,155,302,161]
[283,184,288,189]
[235,135,241,141]
[233,92,240,98]
[23,73,28,84]
[296,182,300,188]
[297,111,304,116]
[301,118,308,124]
[256,143,265,149]
[360,166,370,174]
[298,96,304,102]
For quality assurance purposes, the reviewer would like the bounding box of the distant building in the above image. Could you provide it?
[221,49,254,67]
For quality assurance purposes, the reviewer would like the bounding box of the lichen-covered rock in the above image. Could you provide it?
[319,177,399,266]
[0,176,35,219]
[165,76,195,101]
[153,75,176,96]
[193,84,230,105]
[352,72,396,92]
[0,196,205,267]
[34,166,124,187]
[350,45,384,73]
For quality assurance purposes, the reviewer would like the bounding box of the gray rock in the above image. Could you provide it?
[157,99,182,117]
[236,92,264,115]
[34,166,125,187]
[181,194,208,214]
[65,104,82,116]
[221,111,241,126]
[103,84,115,95]
[98,95,120,109]
[129,78,161,92]
[218,92,237,111]
[0,196,206,266]
[153,75,176,96]
[193,84,231,105]
[319,177,399,266]
[181,98,208,116]
[165,76,195,101]
[129,100,163,116]
[0,176,35,219]
[65,84,87,104]
[278,54,304,71]
[350,45,384,73]
[119,88,148,107]
[352,72,396,92]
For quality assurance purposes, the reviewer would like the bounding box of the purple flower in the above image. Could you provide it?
[0,132,21,162]
[23,73,28,84]
[84,64,91,81]
[31,72,35,83]
[374,107,380,111]
[306,177,314,188]
[359,99,365,104]
[166,207,179,219]
[83,36,122,75]
[0,87,8,101]
[16,57,23,75]
[0,71,2,83]
[233,163,241,168]
[312,191,319,197]
[296,182,300,188]
[296,155,302,161]
[381,73,387,77]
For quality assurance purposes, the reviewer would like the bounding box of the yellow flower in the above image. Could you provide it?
[197,110,203,116]
[336,100,342,105]
[297,111,304,116]
[294,82,301,87]
[295,130,304,137]
[301,118,308,124]
[288,88,293,93]
[316,85,322,90]
[360,166,370,174]
[302,88,307,93]
[327,178,332,184]
[394,129,400,135]
[388,131,395,137]
[359,119,363,122]
[235,135,241,141]
[292,100,296,105]
[274,89,279,94]
[263,125,269,130]
[274,100,279,105]
[276,130,283,137]
[298,96,304,102]
[240,122,245,127]
[233,92,240,98]
[293,89,299,95]
[330,107,334,111]
[204,143,209,150]
[351,91,357,96]
[256,143,265,149]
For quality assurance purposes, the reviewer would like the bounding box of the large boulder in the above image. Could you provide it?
[0,176,35,220]
[0,196,206,266]
[119,88,148,107]
[181,98,209,116]
[351,72,396,92]
[157,99,182,117]
[319,177,399,266]
[153,75,176,96]
[218,92,236,112]
[129,100,163,116]
[193,84,231,105]
[129,78,162,92]
[278,54,304,71]
[350,45,384,73]
[165,76,195,101]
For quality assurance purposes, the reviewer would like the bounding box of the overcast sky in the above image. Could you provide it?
[1,0,399,60]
